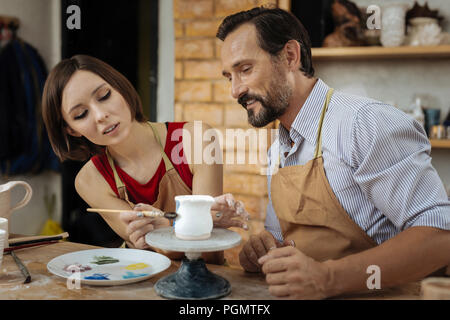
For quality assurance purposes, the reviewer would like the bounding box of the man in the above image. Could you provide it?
[217,7,450,299]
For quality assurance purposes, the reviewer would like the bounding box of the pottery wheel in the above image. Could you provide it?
[145,227,242,300]
[145,227,241,254]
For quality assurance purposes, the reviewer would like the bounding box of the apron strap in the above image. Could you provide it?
[313,88,334,159]
[277,88,334,167]
[105,149,134,207]
[147,122,175,172]
[105,122,175,206]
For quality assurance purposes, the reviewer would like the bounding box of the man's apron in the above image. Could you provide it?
[271,89,378,262]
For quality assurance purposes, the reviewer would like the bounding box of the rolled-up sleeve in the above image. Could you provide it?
[350,103,450,231]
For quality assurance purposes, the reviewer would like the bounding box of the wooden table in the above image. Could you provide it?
[0,241,422,300]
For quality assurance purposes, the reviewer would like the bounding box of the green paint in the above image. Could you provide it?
[91,256,120,265]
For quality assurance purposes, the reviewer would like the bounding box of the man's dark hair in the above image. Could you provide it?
[216,6,314,78]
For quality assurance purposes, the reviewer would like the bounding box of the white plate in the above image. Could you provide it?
[47,248,171,286]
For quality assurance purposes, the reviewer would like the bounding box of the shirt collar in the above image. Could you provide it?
[279,78,330,147]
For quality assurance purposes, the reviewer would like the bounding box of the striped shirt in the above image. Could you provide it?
[265,78,450,244]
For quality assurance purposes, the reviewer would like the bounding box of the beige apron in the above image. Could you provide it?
[271,89,378,262]
[106,122,191,250]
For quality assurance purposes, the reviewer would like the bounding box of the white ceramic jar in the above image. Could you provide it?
[174,195,214,240]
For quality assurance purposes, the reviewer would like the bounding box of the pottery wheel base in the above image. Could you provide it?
[155,258,230,300]
[146,227,242,300]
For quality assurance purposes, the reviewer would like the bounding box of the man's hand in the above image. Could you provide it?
[238,230,290,273]
[212,193,250,230]
[119,203,170,249]
[258,246,332,299]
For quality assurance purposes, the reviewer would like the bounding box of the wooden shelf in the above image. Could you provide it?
[311,45,450,61]
[309,45,450,149]
[430,139,450,149]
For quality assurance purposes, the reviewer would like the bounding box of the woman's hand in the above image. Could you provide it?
[211,193,250,230]
[119,203,170,249]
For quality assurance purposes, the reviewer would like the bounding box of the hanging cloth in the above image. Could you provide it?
[0,38,59,175]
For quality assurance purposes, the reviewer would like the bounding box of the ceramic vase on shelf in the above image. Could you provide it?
[405,17,442,46]
[381,3,407,47]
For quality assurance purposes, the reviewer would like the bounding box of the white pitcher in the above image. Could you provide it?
[0,181,33,229]
[174,195,214,240]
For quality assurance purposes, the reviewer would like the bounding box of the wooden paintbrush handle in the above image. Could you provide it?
[87,208,167,218]
[4,240,58,254]
[86,208,177,219]
[9,232,69,245]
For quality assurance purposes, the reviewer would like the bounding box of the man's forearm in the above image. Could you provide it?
[323,226,450,297]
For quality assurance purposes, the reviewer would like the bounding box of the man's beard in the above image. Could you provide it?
[237,69,292,128]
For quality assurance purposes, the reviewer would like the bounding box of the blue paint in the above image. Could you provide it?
[122,271,148,279]
[84,273,110,280]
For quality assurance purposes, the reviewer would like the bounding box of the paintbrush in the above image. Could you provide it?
[9,251,31,284]
[9,232,69,247]
[87,208,178,219]
[4,240,59,253]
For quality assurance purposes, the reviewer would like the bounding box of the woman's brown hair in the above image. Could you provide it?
[42,55,146,161]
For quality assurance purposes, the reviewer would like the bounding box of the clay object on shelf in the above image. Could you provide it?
[406,1,443,25]
[322,0,366,47]
[380,3,408,47]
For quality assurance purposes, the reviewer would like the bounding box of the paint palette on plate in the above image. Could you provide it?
[47,248,171,286]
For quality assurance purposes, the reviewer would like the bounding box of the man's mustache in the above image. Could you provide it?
[238,94,264,109]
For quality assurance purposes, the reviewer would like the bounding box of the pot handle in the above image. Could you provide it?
[8,181,33,212]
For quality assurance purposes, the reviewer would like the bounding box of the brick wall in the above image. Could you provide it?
[174,0,286,267]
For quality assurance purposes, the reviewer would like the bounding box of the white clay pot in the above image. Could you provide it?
[174,195,214,240]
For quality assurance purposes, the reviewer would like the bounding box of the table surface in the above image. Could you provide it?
[0,241,422,300]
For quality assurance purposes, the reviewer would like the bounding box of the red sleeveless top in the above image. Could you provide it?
[91,122,193,204]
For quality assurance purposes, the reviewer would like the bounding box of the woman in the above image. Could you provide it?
[42,55,248,262]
